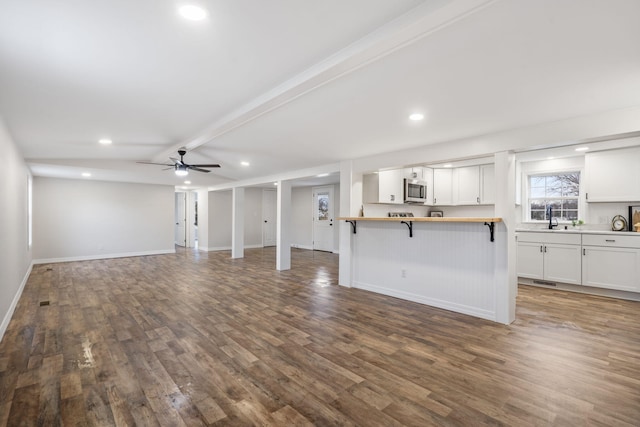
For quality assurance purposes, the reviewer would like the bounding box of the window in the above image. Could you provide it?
[528,172,580,222]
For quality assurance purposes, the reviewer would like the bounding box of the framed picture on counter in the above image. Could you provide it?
[430,211,443,218]
[630,205,640,231]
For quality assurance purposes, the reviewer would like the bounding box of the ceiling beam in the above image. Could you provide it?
[152,0,498,163]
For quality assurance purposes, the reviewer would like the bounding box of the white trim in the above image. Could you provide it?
[353,280,496,322]
[208,244,263,252]
[518,278,640,302]
[291,244,313,251]
[0,262,33,342]
[33,249,176,264]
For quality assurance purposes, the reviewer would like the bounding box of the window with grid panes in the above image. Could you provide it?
[528,172,580,222]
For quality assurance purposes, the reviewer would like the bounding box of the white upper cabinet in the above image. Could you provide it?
[480,164,495,205]
[363,169,404,204]
[433,169,453,205]
[451,164,495,205]
[454,166,480,205]
[404,167,424,180]
[423,167,434,205]
[584,146,640,202]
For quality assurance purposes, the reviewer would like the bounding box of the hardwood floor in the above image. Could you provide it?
[1,247,639,426]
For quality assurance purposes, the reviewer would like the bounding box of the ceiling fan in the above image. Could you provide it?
[137,149,220,176]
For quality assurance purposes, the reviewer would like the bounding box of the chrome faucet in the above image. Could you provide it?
[547,205,558,229]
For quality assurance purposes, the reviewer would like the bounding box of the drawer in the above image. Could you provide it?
[582,234,640,249]
[517,232,581,245]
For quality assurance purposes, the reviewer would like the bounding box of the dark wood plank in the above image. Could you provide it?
[0,248,639,426]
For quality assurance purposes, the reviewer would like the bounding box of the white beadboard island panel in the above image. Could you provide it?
[349,219,504,322]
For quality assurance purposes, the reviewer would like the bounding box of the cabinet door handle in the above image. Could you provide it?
[434,197,436,204]
[583,248,586,255]
[605,239,615,242]
[540,245,543,252]
[544,246,547,253]
[477,196,480,204]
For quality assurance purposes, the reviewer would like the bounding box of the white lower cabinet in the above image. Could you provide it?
[581,235,640,292]
[516,232,582,285]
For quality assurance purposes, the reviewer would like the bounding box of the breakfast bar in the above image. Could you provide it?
[338,216,512,324]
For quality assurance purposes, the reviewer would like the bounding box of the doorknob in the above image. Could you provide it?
[264,220,267,223]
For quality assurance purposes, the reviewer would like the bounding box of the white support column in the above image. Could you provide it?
[338,160,362,287]
[494,151,517,324]
[276,180,292,271]
[231,187,245,259]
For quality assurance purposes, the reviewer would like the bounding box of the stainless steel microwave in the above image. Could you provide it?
[404,179,427,203]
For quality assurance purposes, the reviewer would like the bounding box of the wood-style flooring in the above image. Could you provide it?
[1,247,639,426]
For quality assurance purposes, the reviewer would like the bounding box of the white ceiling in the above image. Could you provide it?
[1,0,639,189]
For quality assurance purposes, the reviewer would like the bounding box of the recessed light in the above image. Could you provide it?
[98,139,112,145]
[443,164,453,168]
[241,161,250,167]
[178,5,208,21]
[273,182,278,186]
[317,173,329,177]
[82,172,91,177]
[575,147,589,152]
[409,113,424,121]
[547,156,555,160]
[184,181,191,184]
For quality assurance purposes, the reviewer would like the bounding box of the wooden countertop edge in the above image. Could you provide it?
[337,217,502,223]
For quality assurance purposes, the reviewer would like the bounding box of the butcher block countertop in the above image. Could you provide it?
[338,216,502,223]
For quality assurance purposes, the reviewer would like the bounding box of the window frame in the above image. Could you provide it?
[524,168,584,224]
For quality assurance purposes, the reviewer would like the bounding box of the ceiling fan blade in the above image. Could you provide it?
[188,166,212,173]
[190,164,220,168]
[136,161,174,166]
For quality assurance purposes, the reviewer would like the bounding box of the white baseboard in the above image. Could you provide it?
[207,244,263,252]
[33,249,176,264]
[353,281,496,322]
[0,261,33,343]
[291,244,313,251]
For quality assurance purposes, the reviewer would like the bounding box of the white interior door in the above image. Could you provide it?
[187,191,197,248]
[312,186,334,252]
[175,192,186,247]
[262,189,277,247]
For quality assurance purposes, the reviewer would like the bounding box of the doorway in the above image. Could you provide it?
[175,191,198,248]
[312,185,334,252]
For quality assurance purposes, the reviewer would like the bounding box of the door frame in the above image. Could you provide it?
[312,185,335,252]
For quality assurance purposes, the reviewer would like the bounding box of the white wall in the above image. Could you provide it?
[244,188,264,247]
[208,190,232,250]
[208,188,264,250]
[33,177,175,262]
[0,119,33,341]
[292,187,313,249]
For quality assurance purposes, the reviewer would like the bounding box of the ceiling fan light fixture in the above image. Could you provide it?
[175,165,189,176]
